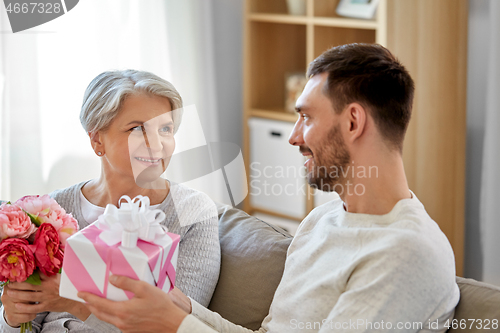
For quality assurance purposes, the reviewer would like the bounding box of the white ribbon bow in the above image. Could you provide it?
[97,195,167,248]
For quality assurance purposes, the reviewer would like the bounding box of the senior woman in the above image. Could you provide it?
[0,70,220,332]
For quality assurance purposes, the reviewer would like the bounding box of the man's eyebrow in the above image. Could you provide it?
[295,105,307,113]
[295,105,309,113]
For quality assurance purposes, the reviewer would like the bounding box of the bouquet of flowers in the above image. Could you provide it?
[0,195,79,332]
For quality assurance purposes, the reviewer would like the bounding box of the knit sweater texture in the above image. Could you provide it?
[0,181,220,333]
[179,193,460,333]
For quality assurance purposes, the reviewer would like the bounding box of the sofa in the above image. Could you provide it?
[210,203,500,333]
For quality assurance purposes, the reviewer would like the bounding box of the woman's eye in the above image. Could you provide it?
[131,125,143,131]
[301,114,309,120]
[160,126,173,134]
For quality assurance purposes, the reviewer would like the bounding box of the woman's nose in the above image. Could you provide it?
[144,130,163,152]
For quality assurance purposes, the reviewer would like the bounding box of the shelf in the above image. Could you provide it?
[249,22,306,111]
[314,0,379,21]
[315,0,342,18]
[249,0,380,25]
[249,13,308,25]
[313,17,378,29]
[314,26,376,58]
[249,0,290,15]
[249,13,378,30]
[250,109,299,123]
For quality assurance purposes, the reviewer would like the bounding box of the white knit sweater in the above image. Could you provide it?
[179,194,459,333]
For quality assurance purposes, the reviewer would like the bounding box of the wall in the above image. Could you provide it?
[464,0,489,280]
[212,0,244,149]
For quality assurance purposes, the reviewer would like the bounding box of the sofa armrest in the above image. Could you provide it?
[448,277,500,332]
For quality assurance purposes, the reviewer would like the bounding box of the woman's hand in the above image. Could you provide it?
[78,275,188,333]
[2,274,91,323]
[36,273,91,320]
[1,282,38,328]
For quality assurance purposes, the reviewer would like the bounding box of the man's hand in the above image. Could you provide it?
[2,274,91,322]
[78,275,188,333]
[169,287,192,314]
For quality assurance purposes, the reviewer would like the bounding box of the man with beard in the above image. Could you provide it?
[80,44,460,333]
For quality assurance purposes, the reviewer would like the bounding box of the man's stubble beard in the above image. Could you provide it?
[307,124,351,192]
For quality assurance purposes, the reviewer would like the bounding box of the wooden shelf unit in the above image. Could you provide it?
[242,0,467,275]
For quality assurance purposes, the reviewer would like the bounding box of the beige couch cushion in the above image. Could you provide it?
[208,204,293,330]
[449,277,500,332]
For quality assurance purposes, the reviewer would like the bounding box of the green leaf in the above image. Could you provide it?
[25,271,41,286]
[24,211,41,227]
[59,268,62,274]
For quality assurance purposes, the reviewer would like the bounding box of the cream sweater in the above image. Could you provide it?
[179,194,459,333]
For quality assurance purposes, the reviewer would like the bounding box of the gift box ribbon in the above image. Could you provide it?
[97,195,167,248]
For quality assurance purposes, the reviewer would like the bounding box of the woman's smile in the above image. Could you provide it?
[135,156,162,163]
[134,156,164,166]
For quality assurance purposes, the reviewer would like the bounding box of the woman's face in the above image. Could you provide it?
[96,93,175,187]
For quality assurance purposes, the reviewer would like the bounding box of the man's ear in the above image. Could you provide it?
[344,103,367,144]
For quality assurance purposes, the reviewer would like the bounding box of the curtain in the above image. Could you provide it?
[480,0,500,286]
[0,22,6,198]
[0,60,7,199]
[1,13,46,199]
[163,0,229,204]
[0,0,225,203]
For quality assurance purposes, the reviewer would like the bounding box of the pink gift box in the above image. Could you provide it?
[59,222,179,302]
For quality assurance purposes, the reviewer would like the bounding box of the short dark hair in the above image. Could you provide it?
[307,43,414,151]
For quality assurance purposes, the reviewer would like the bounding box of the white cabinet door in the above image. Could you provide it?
[248,118,306,218]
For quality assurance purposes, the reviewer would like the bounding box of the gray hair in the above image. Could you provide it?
[80,69,183,134]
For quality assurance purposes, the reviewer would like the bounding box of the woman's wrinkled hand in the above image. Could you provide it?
[1,282,38,328]
[2,273,91,324]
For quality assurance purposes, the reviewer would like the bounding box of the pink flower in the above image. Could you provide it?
[53,212,78,249]
[0,238,36,282]
[30,223,64,276]
[0,203,37,240]
[15,195,63,225]
[15,195,79,249]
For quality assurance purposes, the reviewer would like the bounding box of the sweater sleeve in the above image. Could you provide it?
[0,296,47,333]
[0,308,107,333]
[176,299,266,333]
[83,314,120,332]
[0,307,33,333]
